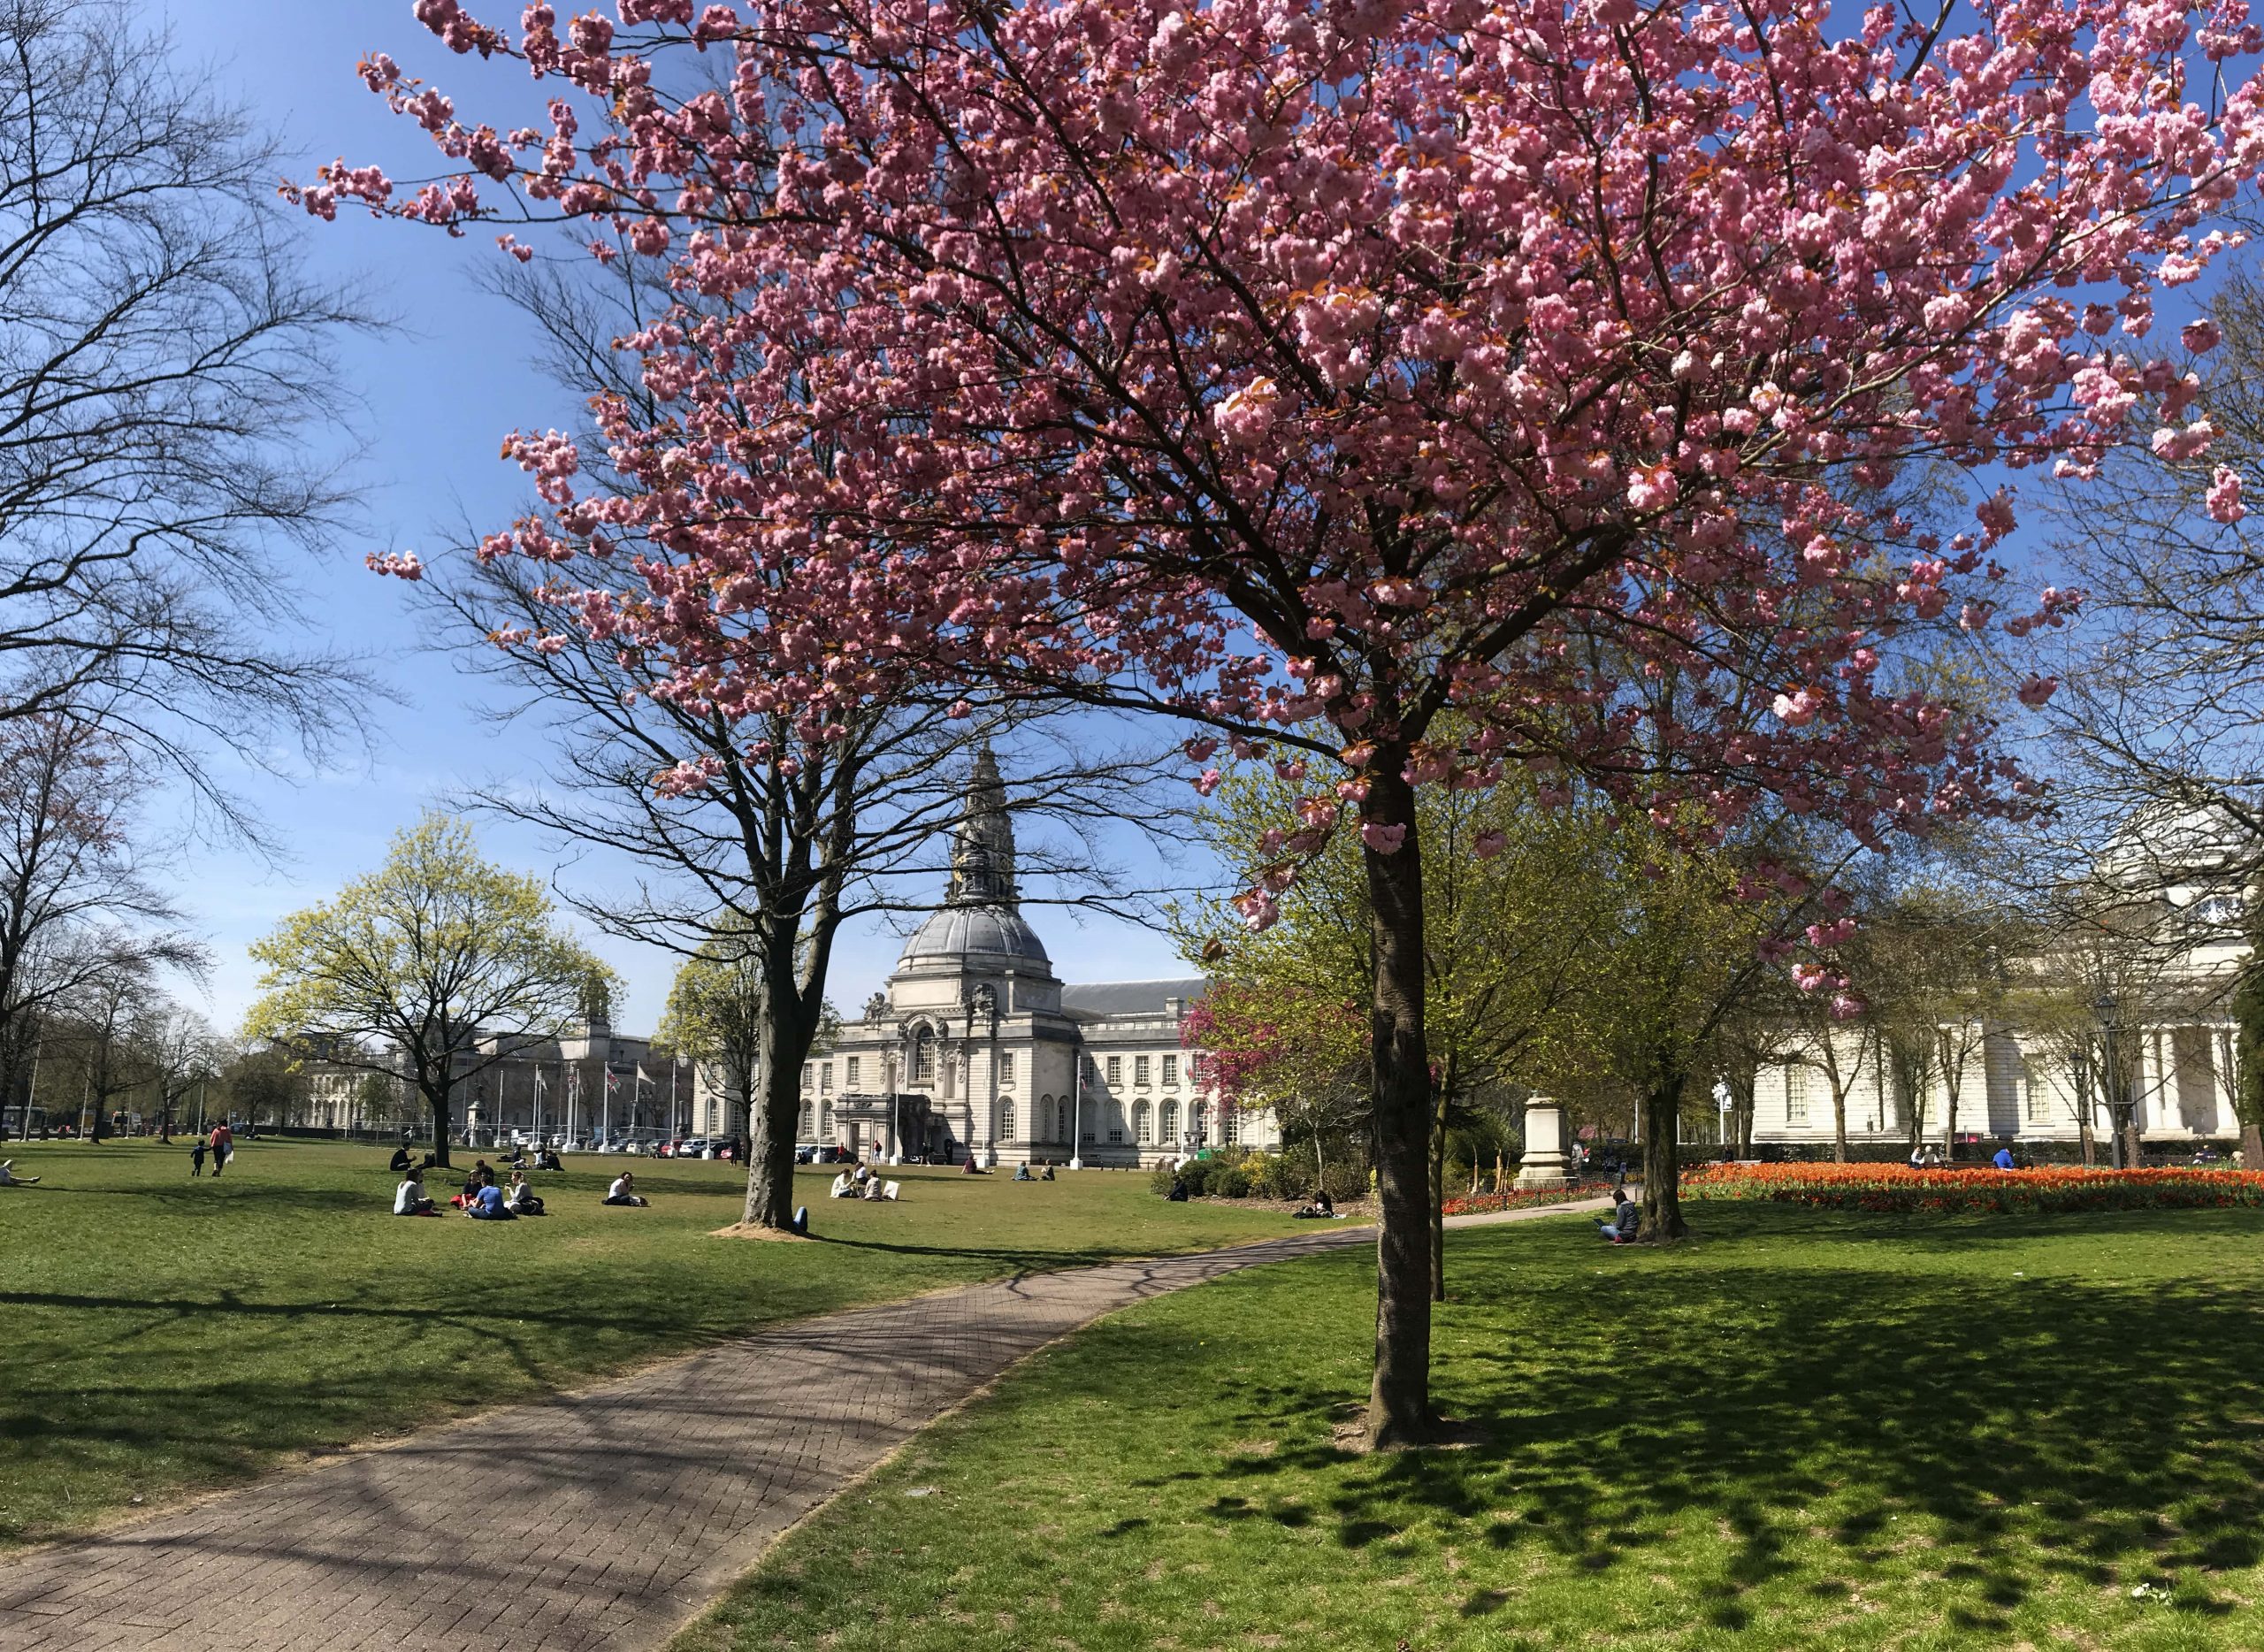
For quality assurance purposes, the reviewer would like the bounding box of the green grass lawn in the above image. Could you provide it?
[0,1136,1304,1551]
[679,1203,2264,1652]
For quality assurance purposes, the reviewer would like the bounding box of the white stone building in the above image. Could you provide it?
[1746,863,2249,1152]
[784,746,1275,1167]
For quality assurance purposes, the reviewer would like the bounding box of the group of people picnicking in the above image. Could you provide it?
[391,1144,650,1220]
[828,1160,900,1201]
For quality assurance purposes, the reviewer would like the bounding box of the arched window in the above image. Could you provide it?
[1038,1095,1054,1141]
[911,1026,935,1084]
[1133,1098,1153,1143]
[819,1101,832,1138]
[1190,1101,1207,1144]
[1159,1100,1181,1146]
[1000,1098,1017,1140]
[799,1103,814,1136]
[1220,1105,1237,1145]
[1104,1104,1121,1144]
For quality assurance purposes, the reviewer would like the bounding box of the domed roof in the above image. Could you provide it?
[899,903,1052,968]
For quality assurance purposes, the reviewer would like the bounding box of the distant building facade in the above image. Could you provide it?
[794,746,1274,1167]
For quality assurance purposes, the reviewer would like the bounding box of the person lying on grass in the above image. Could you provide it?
[0,1159,39,1187]
[603,1172,648,1207]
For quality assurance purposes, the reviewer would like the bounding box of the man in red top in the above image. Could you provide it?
[209,1120,233,1177]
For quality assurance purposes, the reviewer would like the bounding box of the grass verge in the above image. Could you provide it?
[0,1136,1303,1550]
[678,1202,2264,1651]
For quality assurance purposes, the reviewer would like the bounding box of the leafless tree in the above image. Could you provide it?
[0,0,376,832]
[423,249,1184,1229]
[0,716,205,1136]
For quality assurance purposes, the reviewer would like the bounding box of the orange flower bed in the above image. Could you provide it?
[1685,1160,2264,1214]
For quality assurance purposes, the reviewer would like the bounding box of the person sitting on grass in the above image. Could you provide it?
[1595,1187,1640,1243]
[1293,1188,1335,1219]
[0,1159,40,1187]
[538,1147,563,1171]
[504,1170,546,1217]
[389,1143,413,1174]
[1040,1164,1055,1181]
[465,1180,516,1220]
[394,1171,439,1217]
[1013,1163,1032,1182]
[861,1174,887,1201]
[1908,1143,1927,1170]
[829,1170,854,1198]
[603,1172,648,1207]
[961,1154,986,1174]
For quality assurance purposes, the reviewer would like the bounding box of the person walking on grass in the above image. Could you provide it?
[190,1138,206,1177]
[209,1120,233,1177]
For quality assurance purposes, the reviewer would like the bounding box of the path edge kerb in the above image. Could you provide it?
[654,1197,1611,1652]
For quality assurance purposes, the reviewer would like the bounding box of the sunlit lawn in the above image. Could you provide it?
[680,1202,2264,1651]
[0,1136,1303,1550]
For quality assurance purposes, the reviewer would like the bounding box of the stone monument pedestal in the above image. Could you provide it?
[1515,1097,1574,1189]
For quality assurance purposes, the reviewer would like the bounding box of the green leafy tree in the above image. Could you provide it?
[243,814,617,1166]
[1184,762,1613,1290]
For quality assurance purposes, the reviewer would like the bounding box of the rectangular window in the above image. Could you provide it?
[2023,1063,2047,1124]
[999,1052,1015,1085]
[1785,1065,1809,1126]
[845,1057,860,1088]
[1135,1054,1151,1086]
[1162,1054,1178,1084]
[1106,1055,1122,1086]
[821,1062,833,1094]
[801,1063,814,1090]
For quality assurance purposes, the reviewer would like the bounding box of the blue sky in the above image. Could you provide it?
[156,0,1194,1037]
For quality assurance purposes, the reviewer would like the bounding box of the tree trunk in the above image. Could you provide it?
[1361,769,1433,1450]
[1638,1069,1687,1242]
[2077,1105,2097,1166]
[1428,1085,1446,1304]
[742,931,827,1229]
[1831,1081,1848,1162]
[741,1043,801,1229]
[424,1081,453,1167]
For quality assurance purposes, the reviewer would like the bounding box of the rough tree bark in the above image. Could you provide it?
[1363,761,1433,1449]
[1638,1067,1688,1242]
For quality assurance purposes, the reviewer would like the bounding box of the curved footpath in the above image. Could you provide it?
[0,1197,1605,1652]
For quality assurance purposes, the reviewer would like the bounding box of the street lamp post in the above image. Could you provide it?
[1069,1058,1085,1170]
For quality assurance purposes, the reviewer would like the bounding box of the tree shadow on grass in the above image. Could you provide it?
[1088,1215,2264,1632]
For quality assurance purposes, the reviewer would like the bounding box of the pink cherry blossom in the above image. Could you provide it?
[2208,465,2247,524]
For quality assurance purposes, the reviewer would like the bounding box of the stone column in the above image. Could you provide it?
[1515,1097,1574,1189]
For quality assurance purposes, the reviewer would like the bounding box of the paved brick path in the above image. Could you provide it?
[0,1199,1603,1652]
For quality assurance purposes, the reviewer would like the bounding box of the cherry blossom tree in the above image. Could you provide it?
[315,0,2264,1447]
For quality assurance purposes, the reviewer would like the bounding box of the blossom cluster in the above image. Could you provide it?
[308,0,2264,929]
[1686,1160,2264,1214]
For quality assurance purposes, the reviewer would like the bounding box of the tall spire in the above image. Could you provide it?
[945,744,1019,906]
